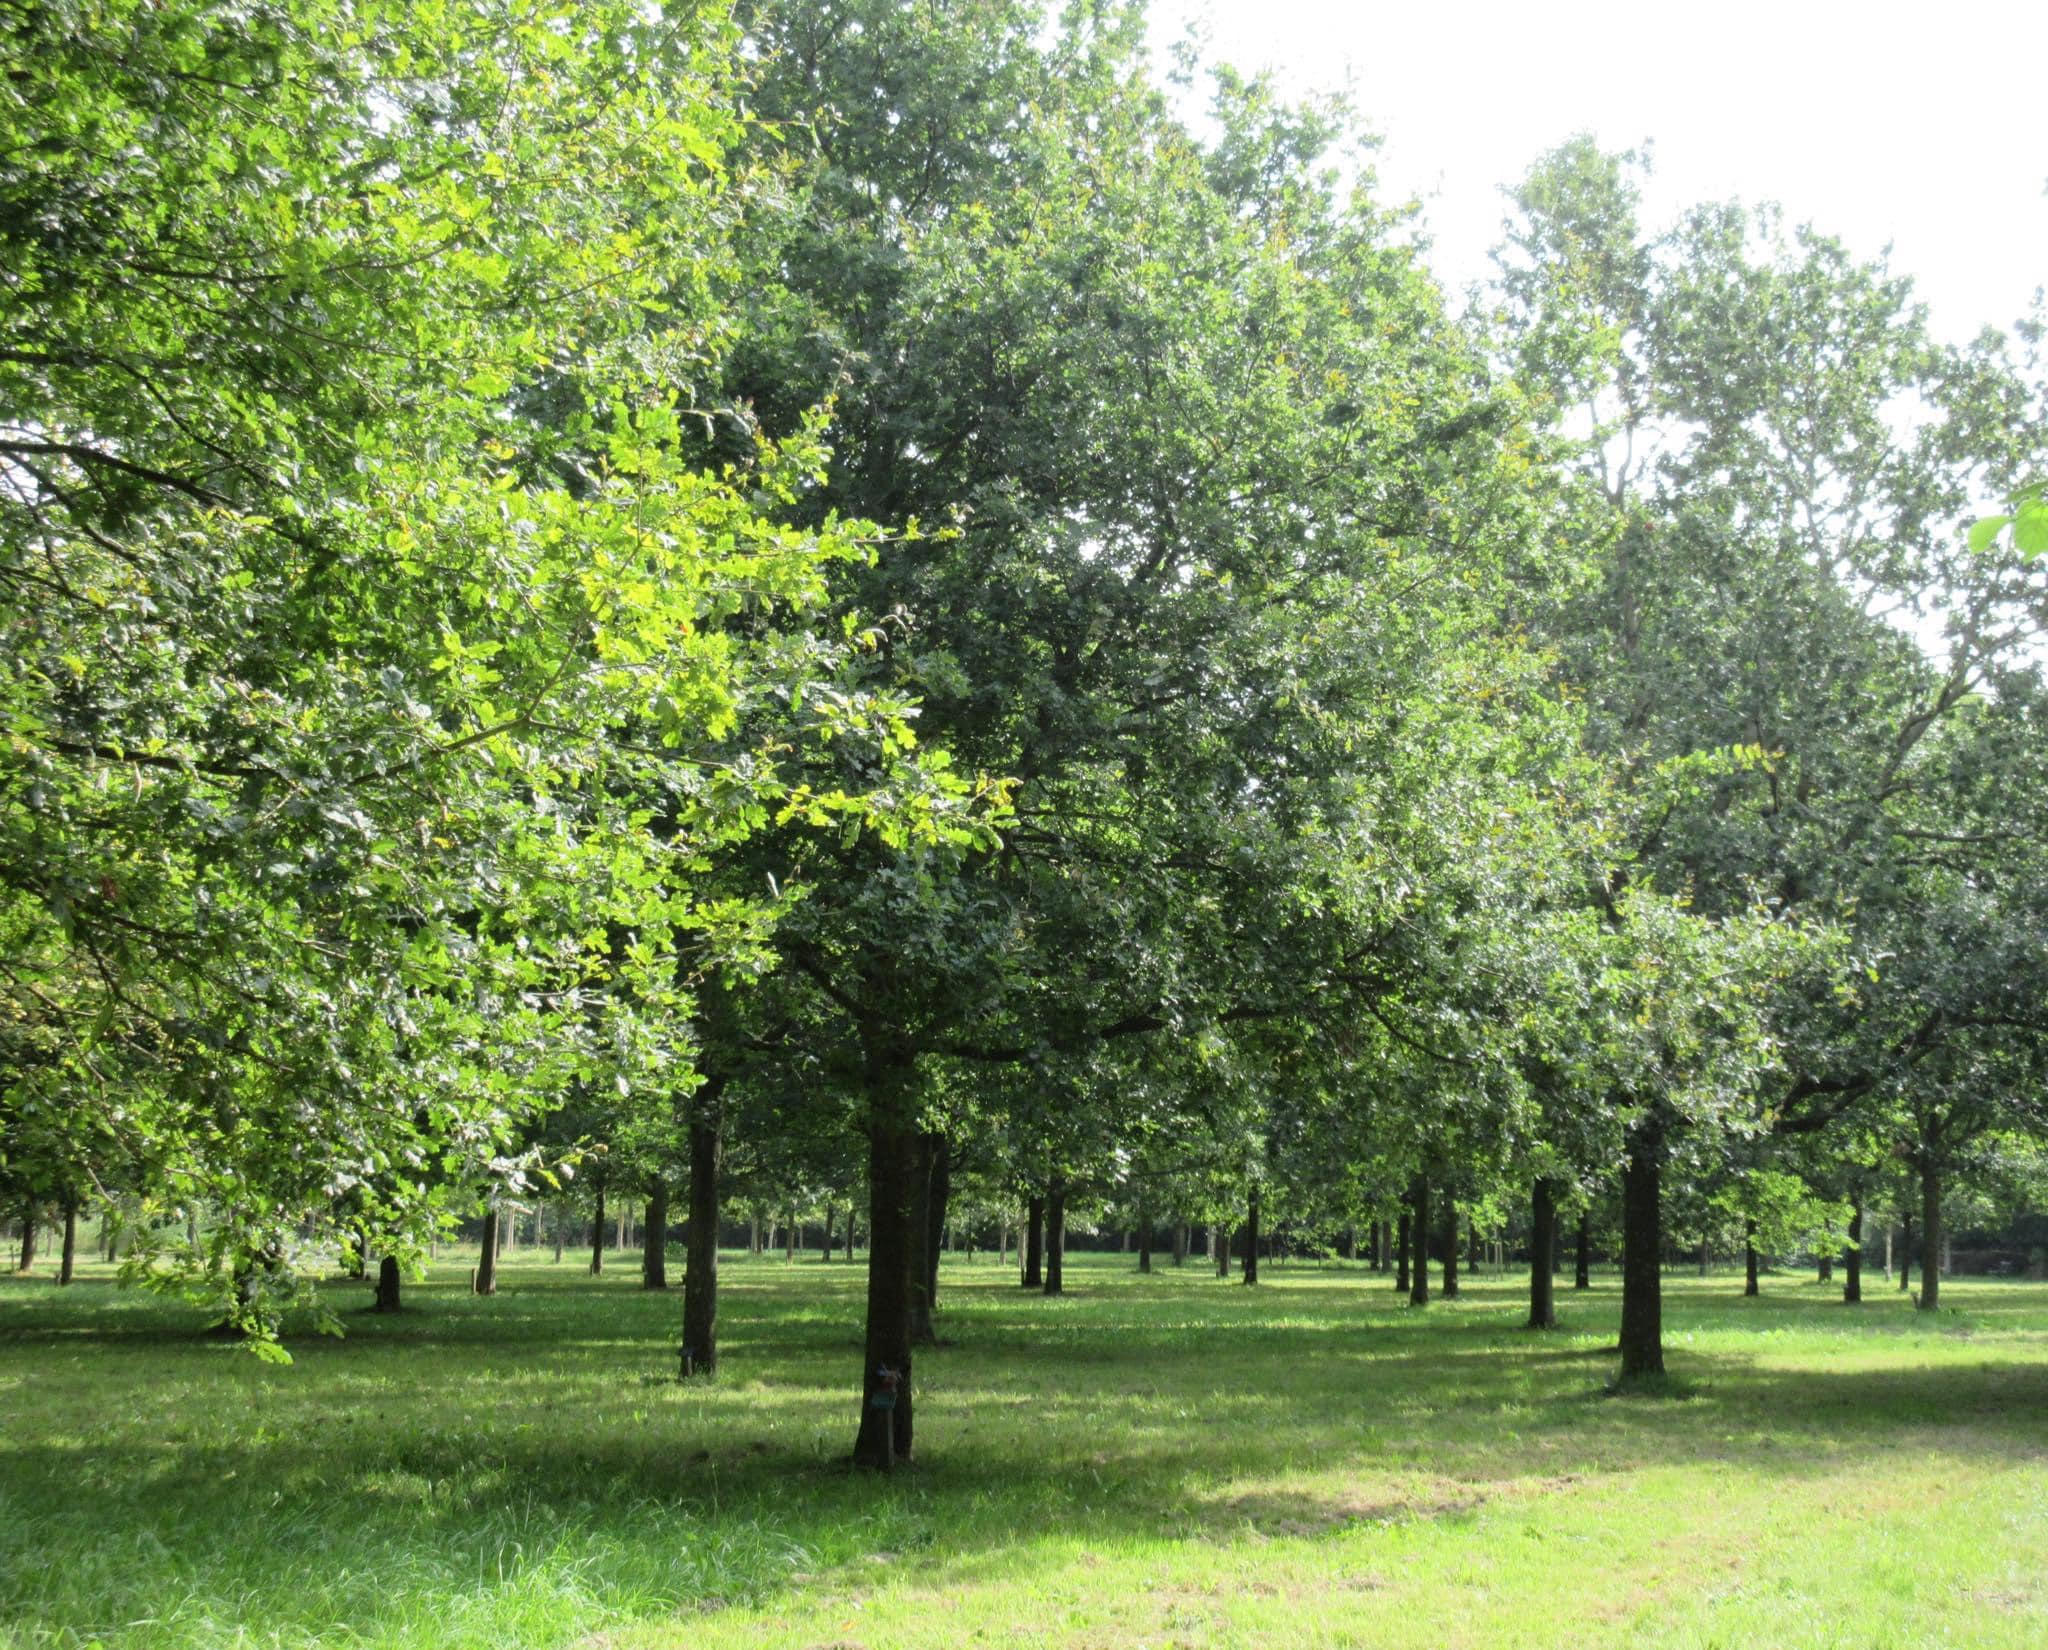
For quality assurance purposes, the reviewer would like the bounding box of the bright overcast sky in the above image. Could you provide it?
[1147,0,2048,344]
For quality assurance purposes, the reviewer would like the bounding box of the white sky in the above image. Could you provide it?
[1148,0,2048,344]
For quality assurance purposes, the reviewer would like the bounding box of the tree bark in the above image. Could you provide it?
[1817,1251,1833,1283]
[58,1201,77,1286]
[1918,1163,1942,1311]
[845,1202,857,1260]
[681,1084,722,1377]
[924,1132,950,1320]
[475,1206,499,1295]
[373,1254,402,1312]
[1137,1194,1153,1273]
[1172,1222,1188,1267]
[1242,1187,1260,1286]
[552,1202,564,1263]
[1043,1180,1066,1295]
[1744,1218,1759,1297]
[1394,1210,1410,1293]
[1215,1223,1231,1277]
[853,1043,920,1469]
[822,1207,835,1262]
[642,1181,669,1290]
[1376,1217,1390,1274]
[1528,1179,1557,1329]
[1022,1196,1044,1288]
[1408,1176,1430,1306]
[589,1184,606,1276]
[1441,1197,1458,1299]
[1843,1199,1863,1304]
[1575,1209,1591,1289]
[1618,1111,1664,1379]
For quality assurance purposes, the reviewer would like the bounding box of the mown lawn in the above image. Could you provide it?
[2,1250,2043,1649]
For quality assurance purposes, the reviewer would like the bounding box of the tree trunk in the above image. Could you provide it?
[853,1054,920,1470]
[1744,1218,1759,1297]
[845,1202,857,1261]
[1899,1211,1913,1291]
[475,1207,499,1295]
[553,1203,565,1263]
[1843,1199,1863,1304]
[1817,1251,1832,1283]
[589,1185,605,1276]
[1575,1209,1591,1289]
[1698,1235,1709,1276]
[1528,1179,1557,1329]
[1376,1217,1390,1274]
[1408,1176,1430,1306]
[1173,1222,1189,1267]
[1216,1223,1231,1277]
[786,1212,797,1262]
[1441,1197,1458,1299]
[822,1207,835,1262]
[1918,1163,1942,1311]
[1043,1180,1066,1295]
[58,1201,77,1286]
[1242,1187,1260,1286]
[1022,1196,1044,1288]
[681,1087,722,1377]
[924,1132,950,1323]
[1395,1210,1410,1293]
[1618,1111,1664,1379]
[373,1254,402,1312]
[1137,1195,1153,1273]
[642,1181,669,1289]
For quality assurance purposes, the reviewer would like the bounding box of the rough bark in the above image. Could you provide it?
[852,1040,920,1471]
[474,1207,499,1295]
[1575,1209,1591,1289]
[1528,1179,1557,1329]
[1043,1180,1066,1295]
[1618,1110,1665,1379]
[681,1084,722,1377]
[642,1181,669,1290]
[1242,1187,1260,1286]
[1022,1195,1044,1288]
[1843,1200,1863,1304]
[1408,1176,1430,1306]
[1918,1163,1942,1311]
[373,1254,402,1312]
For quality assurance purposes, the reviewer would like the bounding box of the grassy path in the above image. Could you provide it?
[3,1254,2043,1648]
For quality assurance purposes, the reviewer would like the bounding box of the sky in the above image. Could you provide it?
[1146,0,2048,344]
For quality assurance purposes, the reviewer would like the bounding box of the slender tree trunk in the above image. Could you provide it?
[1529,1179,1557,1329]
[1395,1210,1410,1293]
[587,1185,605,1276]
[852,1089,920,1471]
[1884,1223,1893,1280]
[786,1212,797,1263]
[924,1132,950,1323]
[1137,1194,1153,1274]
[1575,1209,1591,1289]
[1216,1223,1231,1277]
[749,1211,761,1257]
[1618,1112,1665,1379]
[1817,1251,1832,1283]
[1022,1196,1044,1288]
[1441,1198,1458,1299]
[1918,1163,1942,1311]
[642,1181,669,1290]
[1173,1222,1189,1267]
[1744,1218,1760,1297]
[553,1203,564,1264]
[1843,1199,1863,1303]
[1376,1217,1390,1274]
[845,1202,857,1261]
[1698,1235,1709,1276]
[58,1201,77,1286]
[1899,1212,1914,1292]
[373,1254,402,1312]
[1242,1187,1260,1286]
[1409,1177,1431,1306]
[681,1086,722,1377]
[1043,1180,1066,1295]
[475,1207,499,1295]
[822,1208,835,1262]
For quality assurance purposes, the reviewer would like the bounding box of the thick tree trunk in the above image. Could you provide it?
[1137,1195,1153,1273]
[853,1055,921,1470]
[589,1185,605,1276]
[1618,1111,1665,1379]
[1529,1179,1557,1329]
[1242,1187,1260,1286]
[373,1254,402,1312]
[642,1181,669,1290]
[681,1090,722,1377]
[1173,1222,1189,1267]
[1044,1181,1066,1295]
[1408,1177,1430,1306]
[1441,1198,1458,1299]
[1022,1196,1044,1288]
[1899,1211,1913,1292]
[1918,1163,1942,1311]
[58,1202,77,1286]
[1744,1219,1760,1297]
[1395,1210,1410,1293]
[1575,1210,1591,1289]
[475,1207,499,1295]
[1843,1200,1863,1303]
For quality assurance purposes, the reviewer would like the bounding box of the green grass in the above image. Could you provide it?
[3,1252,2045,1649]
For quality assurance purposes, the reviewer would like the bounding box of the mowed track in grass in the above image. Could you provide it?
[1,1253,2043,1650]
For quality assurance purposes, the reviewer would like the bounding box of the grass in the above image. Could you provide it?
[3,1251,2045,1649]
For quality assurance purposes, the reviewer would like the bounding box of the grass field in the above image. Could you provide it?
[2,1251,2044,1649]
